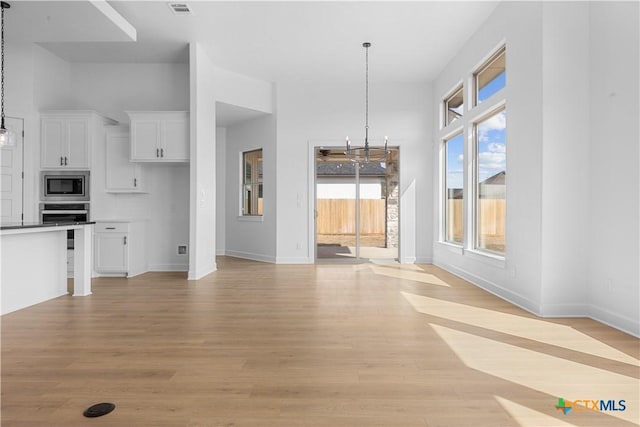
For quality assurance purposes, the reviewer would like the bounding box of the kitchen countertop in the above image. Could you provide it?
[1,221,96,231]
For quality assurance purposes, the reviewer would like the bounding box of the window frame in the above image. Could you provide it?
[437,43,507,261]
[240,148,263,217]
[472,106,506,255]
[442,129,465,246]
[473,46,506,107]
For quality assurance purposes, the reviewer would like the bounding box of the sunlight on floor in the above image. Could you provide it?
[402,292,639,366]
[361,264,451,287]
[495,396,577,427]
[431,324,640,425]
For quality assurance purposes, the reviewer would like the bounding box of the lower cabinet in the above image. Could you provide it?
[94,221,146,277]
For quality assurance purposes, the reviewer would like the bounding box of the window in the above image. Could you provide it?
[475,109,506,253]
[444,85,464,127]
[439,45,506,257]
[475,47,505,105]
[444,132,464,245]
[242,149,263,216]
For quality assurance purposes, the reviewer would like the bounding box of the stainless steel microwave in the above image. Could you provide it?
[41,170,90,201]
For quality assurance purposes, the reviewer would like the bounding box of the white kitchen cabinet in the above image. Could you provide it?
[127,111,189,162]
[41,111,117,169]
[94,221,146,277]
[105,126,146,193]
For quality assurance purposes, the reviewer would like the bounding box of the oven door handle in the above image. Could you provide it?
[41,210,89,214]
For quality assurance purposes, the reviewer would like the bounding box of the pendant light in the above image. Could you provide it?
[0,1,14,147]
[345,42,388,163]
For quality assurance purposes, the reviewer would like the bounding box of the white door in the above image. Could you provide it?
[0,117,24,224]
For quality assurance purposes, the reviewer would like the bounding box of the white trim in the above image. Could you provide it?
[149,264,189,272]
[226,250,276,264]
[187,262,217,280]
[236,215,264,222]
[215,249,226,256]
[587,305,640,338]
[415,257,433,264]
[276,256,313,264]
[464,248,506,268]
[434,259,539,315]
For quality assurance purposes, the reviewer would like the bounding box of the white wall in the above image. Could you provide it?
[539,2,590,315]
[275,77,432,264]
[224,114,277,262]
[6,43,73,222]
[69,63,190,271]
[432,1,639,336]
[432,1,544,312]
[587,2,639,336]
[188,43,217,279]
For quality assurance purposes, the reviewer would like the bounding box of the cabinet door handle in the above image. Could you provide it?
[105,227,116,230]
[60,156,63,166]
[64,156,68,165]
[134,178,137,187]
[123,236,127,245]
[156,148,160,158]
[161,148,164,158]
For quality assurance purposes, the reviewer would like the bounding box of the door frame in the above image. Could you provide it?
[308,139,401,263]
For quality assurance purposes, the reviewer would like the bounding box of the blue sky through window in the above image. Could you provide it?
[446,133,464,190]
[478,71,505,104]
[477,109,506,183]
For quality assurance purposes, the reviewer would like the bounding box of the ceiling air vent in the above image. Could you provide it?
[168,3,192,15]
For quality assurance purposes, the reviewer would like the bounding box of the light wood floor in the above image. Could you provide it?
[2,257,638,426]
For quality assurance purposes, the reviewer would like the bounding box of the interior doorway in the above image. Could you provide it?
[0,117,24,224]
[314,147,399,261]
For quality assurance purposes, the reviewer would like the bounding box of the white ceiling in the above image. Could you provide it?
[7,1,500,126]
[20,1,501,84]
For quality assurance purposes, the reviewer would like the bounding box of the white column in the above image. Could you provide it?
[73,224,93,296]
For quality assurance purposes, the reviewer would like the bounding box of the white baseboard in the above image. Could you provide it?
[415,257,433,264]
[400,256,417,264]
[226,250,277,264]
[216,249,226,256]
[275,256,313,264]
[148,264,189,272]
[588,305,640,338]
[434,259,540,316]
[539,303,588,318]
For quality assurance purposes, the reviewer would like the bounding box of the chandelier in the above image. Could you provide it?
[0,1,13,147]
[345,42,388,163]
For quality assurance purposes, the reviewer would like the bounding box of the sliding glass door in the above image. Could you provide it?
[315,147,398,261]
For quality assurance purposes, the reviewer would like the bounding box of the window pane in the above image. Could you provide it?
[476,109,506,253]
[476,48,505,104]
[242,149,263,215]
[444,86,464,127]
[445,132,464,244]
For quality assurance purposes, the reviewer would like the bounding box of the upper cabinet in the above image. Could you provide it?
[127,111,189,163]
[105,126,146,193]
[41,111,117,169]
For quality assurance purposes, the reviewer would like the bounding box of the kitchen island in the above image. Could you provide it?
[1,222,94,315]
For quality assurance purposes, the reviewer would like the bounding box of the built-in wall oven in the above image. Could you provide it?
[41,170,90,201]
[40,203,90,249]
[39,171,90,249]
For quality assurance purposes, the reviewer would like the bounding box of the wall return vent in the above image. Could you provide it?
[168,3,192,15]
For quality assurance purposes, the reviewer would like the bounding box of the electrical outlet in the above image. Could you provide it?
[178,245,188,255]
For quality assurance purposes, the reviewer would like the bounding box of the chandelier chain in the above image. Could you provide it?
[1,4,5,125]
[364,43,369,143]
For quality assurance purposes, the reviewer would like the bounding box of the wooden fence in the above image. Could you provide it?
[447,199,505,247]
[317,199,385,235]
